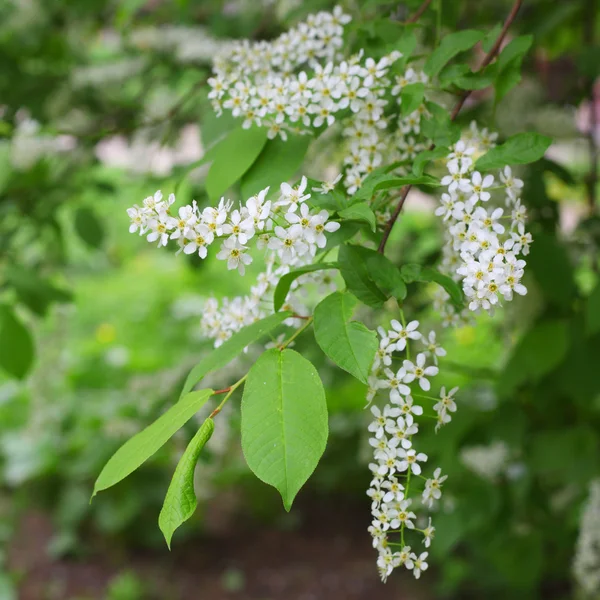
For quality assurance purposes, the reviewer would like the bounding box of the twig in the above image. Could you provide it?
[377,0,524,254]
[405,0,434,24]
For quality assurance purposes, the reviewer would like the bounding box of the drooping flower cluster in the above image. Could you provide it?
[434,122,531,323]
[126,176,340,277]
[574,479,600,597]
[365,318,457,581]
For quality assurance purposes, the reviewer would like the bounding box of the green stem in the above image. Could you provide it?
[280,316,314,349]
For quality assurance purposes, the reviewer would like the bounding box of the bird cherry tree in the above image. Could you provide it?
[93,0,551,583]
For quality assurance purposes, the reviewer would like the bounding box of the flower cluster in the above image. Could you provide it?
[126,178,340,347]
[126,176,340,277]
[434,122,531,323]
[574,479,600,597]
[365,318,457,581]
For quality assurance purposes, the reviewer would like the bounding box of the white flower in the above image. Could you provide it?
[413,552,428,579]
[183,224,214,258]
[267,225,309,262]
[441,160,472,193]
[313,173,342,194]
[424,331,446,364]
[381,368,412,398]
[469,171,494,203]
[396,448,427,475]
[278,176,310,210]
[402,353,439,391]
[222,209,255,244]
[388,319,421,351]
[422,518,435,548]
[500,166,523,199]
[395,498,417,528]
[216,237,252,275]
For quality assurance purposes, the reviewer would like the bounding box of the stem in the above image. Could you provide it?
[377,0,524,255]
[280,317,314,349]
[209,373,248,418]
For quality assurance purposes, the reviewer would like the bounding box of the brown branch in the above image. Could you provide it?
[377,0,524,254]
[405,0,434,24]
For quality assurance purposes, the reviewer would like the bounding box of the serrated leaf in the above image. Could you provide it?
[412,147,449,176]
[92,389,214,497]
[241,135,310,199]
[367,252,407,300]
[273,264,339,312]
[401,264,464,309]
[180,312,292,399]
[0,305,34,379]
[205,126,267,201]
[321,221,361,251]
[424,30,484,77]
[241,349,328,510]
[399,83,425,116]
[339,202,377,231]
[314,291,377,384]
[74,207,105,249]
[159,418,215,548]
[475,133,552,170]
[422,102,461,147]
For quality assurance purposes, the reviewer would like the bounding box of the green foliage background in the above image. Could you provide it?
[0,0,599,598]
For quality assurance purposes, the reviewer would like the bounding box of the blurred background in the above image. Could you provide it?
[0,0,599,598]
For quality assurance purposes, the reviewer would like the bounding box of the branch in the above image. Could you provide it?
[405,0,434,24]
[377,0,524,254]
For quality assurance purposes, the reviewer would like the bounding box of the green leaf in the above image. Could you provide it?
[74,207,105,249]
[158,418,215,548]
[352,173,439,201]
[313,291,377,384]
[6,267,72,317]
[338,245,388,307]
[481,23,502,53]
[475,133,552,170]
[439,63,497,90]
[526,231,576,309]
[586,283,600,337]
[494,35,533,103]
[205,126,268,201]
[421,102,461,147]
[92,389,214,497]
[413,147,449,177]
[399,83,425,116]
[241,349,328,510]
[0,305,35,379]
[273,264,339,312]
[498,320,570,397]
[180,312,292,399]
[338,245,407,307]
[241,135,310,199]
[321,221,361,251]
[401,264,463,309]
[339,202,377,232]
[366,252,407,300]
[424,30,484,77]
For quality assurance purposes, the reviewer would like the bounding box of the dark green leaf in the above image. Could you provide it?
[241,135,310,199]
[0,305,35,379]
[400,264,463,308]
[338,245,388,307]
[74,207,105,249]
[205,126,268,201]
[353,173,439,201]
[586,283,600,337]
